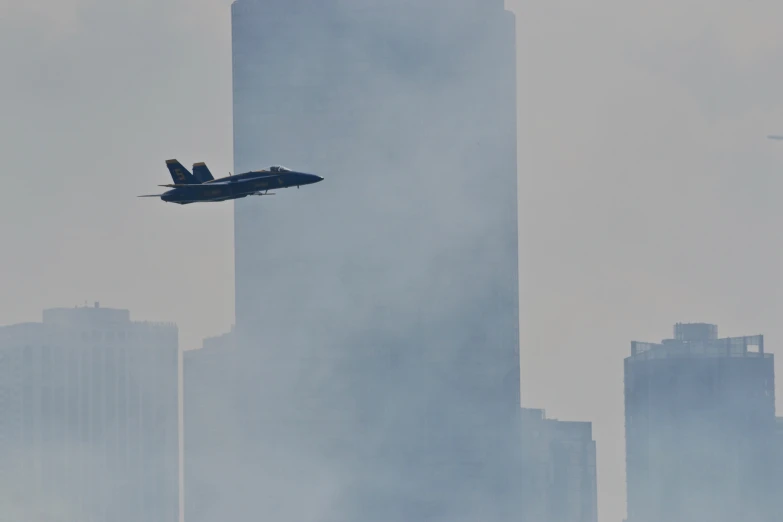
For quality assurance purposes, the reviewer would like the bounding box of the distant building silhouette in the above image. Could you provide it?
[185,0,523,521]
[182,328,236,521]
[0,303,179,522]
[777,417,783,516]
[624,323,778,522]
[520,408,598,522]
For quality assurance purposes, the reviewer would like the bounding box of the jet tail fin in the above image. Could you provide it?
[166,159,197,184]
[192,162,215,183]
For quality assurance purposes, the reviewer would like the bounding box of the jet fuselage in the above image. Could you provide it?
[160,168,323,204]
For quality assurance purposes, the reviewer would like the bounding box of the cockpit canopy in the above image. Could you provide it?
[270,165,291,172]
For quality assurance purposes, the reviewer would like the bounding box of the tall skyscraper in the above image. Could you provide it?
[0,303,180,522]
[231,2,518,403]
[624,323,778,522]
[187,0,521,520]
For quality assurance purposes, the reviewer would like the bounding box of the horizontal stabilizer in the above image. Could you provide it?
[138,194,164,198]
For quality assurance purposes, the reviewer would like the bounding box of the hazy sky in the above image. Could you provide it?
[2,1,783,521]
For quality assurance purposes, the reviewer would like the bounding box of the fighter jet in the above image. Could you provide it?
[139,159,323,204]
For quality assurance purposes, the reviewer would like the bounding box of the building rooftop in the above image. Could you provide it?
[520,408,594,441]
[629,323,770,361]
[43,302,131,327]
[1,302,177,345]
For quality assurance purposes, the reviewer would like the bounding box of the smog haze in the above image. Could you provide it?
[1,1,783,521]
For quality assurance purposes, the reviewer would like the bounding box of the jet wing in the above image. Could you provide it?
[158,181,232,188]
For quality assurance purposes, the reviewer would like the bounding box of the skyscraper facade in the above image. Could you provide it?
[0,304,179,522]
[624,323,777,522]
[200,0,522,520]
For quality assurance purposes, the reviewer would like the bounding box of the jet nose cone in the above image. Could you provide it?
[297,172,323,185]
